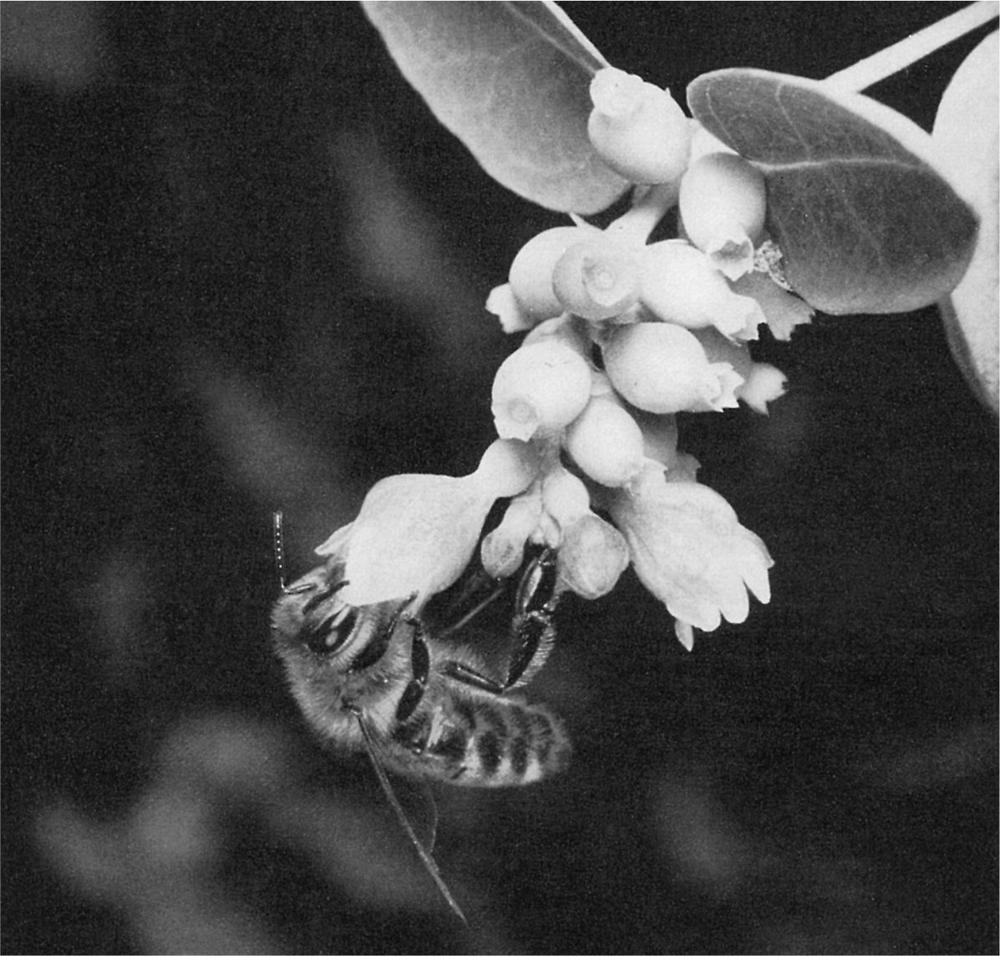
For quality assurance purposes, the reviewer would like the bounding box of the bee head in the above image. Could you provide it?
[271,559,357,656]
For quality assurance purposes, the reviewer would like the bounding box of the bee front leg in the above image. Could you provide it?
[395,614,430,723]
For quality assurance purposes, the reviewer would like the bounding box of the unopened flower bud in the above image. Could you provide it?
[675,619,696,652]
[640,240,765,340]
[603,321,743,414]
[485,283,531,334]
[552,236,640,321]
[491,340,591,441]
[738,363,787,415]
[679,152,767,280]
[564,397,644,487]
[481,493,543,579]
[556,513,630,599]
[508,225,601,322]
[587,67,690,185]
[541,467,590,533]
[472,438,541,498]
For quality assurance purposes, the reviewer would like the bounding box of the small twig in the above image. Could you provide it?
[825,1,998,94]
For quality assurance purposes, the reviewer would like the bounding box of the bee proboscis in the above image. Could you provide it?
[270,512,570,922]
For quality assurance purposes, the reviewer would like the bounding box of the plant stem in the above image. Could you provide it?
[825,1,998,93]
[605,182,679,246]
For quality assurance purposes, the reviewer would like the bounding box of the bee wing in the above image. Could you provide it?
[352,710,468,924]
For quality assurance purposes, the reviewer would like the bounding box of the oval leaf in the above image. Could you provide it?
[687,69,978,315]
[933,32,999,415]
[362,1,629,214]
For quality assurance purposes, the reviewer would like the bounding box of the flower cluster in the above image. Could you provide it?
[319,66,817,649]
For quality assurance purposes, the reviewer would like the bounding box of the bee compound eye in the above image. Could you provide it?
[303,606,358,655]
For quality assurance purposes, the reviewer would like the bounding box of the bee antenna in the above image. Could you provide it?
[351,709,468,925]
[273,511,291,592]
[272,511,313,596]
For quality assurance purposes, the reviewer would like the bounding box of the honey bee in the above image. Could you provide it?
[270,513,570,919]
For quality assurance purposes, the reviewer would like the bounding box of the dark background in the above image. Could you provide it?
[2,3,996,953]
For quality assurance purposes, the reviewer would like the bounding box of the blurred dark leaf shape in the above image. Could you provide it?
[37,715,461,955]
[329,131,493,370]
[655,777,748,899]
[0,2,108,91]
[361,0,629,214]
[858,721,996,792]
[75,546,158,689]
[688,69,979,315]
[37,794,282,955]
[653,770,909,953]
[181,352,360,554]
[933,31,999,415]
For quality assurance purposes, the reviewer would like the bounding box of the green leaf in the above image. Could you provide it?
[362,1,629,214]
[933,32,999,415]
[687,69,979,315]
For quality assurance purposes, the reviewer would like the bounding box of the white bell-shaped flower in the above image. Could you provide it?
[730,271,813,341]
[552,235,640,322]
[603,321,743,414]
[556,513,630,600]
[609,466,773,634]
[564,395,645,487]
[639,240,765,340]
[540,466,591,534]
[679,152,767,280]
[506,224,602,322]
[480,491,543,579]
[587,67,691,185]
[692,327,788,415]
[324,440,540,607]
[491,339,592,441]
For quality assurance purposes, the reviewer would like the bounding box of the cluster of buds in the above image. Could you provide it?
[319,66,817,649]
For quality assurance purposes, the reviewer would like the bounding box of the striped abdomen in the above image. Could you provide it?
[392,692,570,787]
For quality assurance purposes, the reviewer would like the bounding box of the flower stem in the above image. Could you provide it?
[605,182,679,246]
[825,1,998,94]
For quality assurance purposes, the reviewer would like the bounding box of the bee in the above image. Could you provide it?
[270,513,570,920]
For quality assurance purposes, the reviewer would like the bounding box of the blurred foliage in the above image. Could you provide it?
[2,4,996,954]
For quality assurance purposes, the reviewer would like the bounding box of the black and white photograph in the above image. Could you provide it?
[2,3,997,953]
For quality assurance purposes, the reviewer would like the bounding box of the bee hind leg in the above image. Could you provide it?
[502,548,561,690]
[441,549,561,694]
[439,611,556,694]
